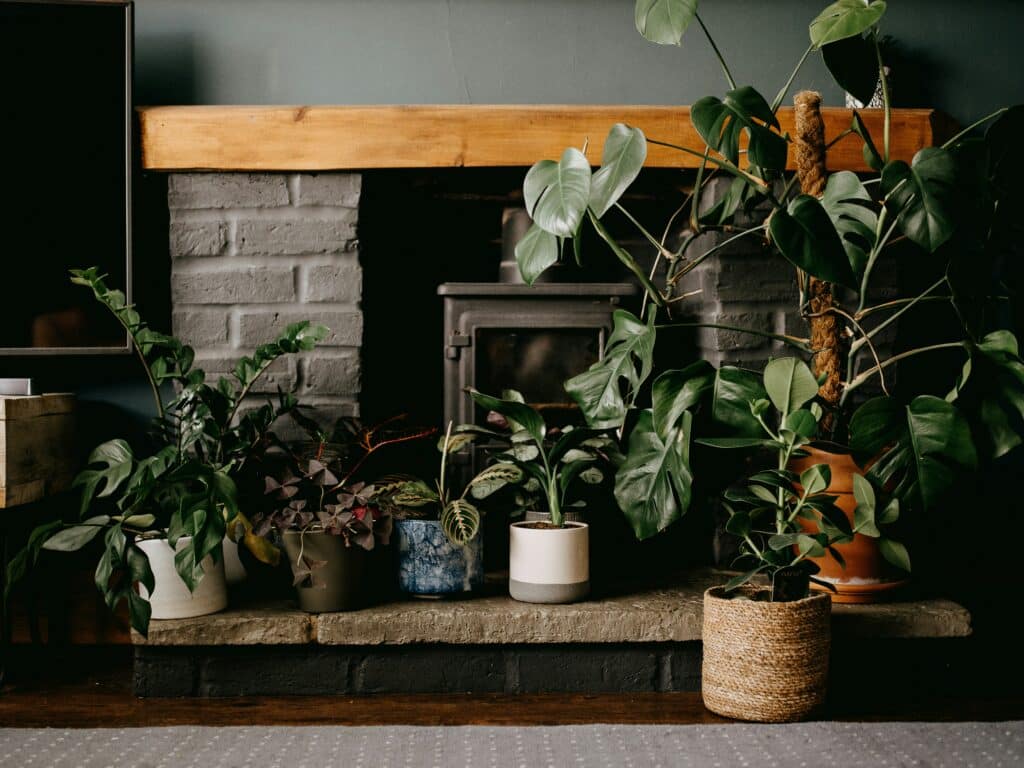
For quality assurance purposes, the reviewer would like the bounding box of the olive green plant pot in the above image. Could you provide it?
[281,530,368,613]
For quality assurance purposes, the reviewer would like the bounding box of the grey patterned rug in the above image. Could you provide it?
[1,722,1022,767]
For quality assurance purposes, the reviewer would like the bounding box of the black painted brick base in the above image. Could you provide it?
[134,638,975,698]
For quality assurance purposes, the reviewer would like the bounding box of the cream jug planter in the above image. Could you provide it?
[137,536,228,620]
[508,521,589,604]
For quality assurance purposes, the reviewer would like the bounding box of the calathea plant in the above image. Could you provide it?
[6,268,328,634]
[379,422,524,546]
[514,0,1023,571]
[459,389,617,527]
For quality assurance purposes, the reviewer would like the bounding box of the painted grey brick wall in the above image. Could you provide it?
[168,173,362,428]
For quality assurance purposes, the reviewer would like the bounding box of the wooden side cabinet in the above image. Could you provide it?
[0,394,76,509]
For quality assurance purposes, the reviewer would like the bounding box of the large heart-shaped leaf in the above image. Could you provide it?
[821,171,878,278]
[822,34,880,106]
[950,330,1024,460]
[769,194,857,288]
[634,0,699,45]
[514,223,560,285]
[850,395,977,511]
[881,147,958,253]
[614,410,693,539]
[589,123,648,218]
[565,309,656,430]
[691,86,787,170]
[809,0,887,48]
[523,147,592,237]
[652,360,715,439]
[712,366,767,437]
[764,358,819,416]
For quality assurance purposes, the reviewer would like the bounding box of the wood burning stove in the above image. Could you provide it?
[438,282,636,434]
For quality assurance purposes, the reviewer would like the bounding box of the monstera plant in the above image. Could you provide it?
[6,268,328,633]
[515,0,1024,596]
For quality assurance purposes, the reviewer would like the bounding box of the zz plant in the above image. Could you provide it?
[6,268,327,634]
[514,0,1024,587]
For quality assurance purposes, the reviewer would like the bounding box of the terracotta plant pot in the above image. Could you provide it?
[281,530,368,613]
[789,445,909,603]
[702,585,831,722]
[137,536,228,620]
[508,520,589,604]
[395,519,484,597]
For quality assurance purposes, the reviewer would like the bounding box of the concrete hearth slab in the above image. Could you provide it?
[134,568,971,646]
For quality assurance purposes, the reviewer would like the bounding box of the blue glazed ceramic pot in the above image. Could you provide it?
[396,519,484,596]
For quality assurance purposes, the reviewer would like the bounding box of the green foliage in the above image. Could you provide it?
[951,331,1024,460]
[9,268,328,635]
[809,0,887,48]
[691,87,787,170]
[514,224,560,286]
[589,123,648,218]
[881,148,958,252]
[769,195,857,288]
[634,0,699,46]
[524,147,592,237]
[820,171,877,277]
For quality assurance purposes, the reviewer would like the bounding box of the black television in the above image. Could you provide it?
[0,0,132,354]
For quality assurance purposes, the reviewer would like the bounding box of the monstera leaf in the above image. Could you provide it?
[651,360,715,439]
[850,395,977,511]
[515,223,560,285]
[950,330,1024,460]
[820,170,878,277]
[822,34,880,106]
[634,0,699,45]
[614,410,693,539]
[523,147,592,237]
[72,439,135,517]
[691,86,788,170]
[809,0,887,48]
[881,147,958,253]
[565,309,656,430]
[712,366,768,437]
[769,194,857,288]
[589,123,648,218]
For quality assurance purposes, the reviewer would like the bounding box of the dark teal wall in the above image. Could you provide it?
[135,0,1024,125]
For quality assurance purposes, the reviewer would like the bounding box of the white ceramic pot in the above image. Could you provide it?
[222,536,247,585]
[508,520,589,604]
[137,536,228,620]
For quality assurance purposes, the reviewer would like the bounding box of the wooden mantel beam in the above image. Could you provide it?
[138,105,949,173]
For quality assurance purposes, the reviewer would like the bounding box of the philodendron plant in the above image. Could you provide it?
[382,422,524,545]
[461,389,617,527]
[514,0,1024,571]
[6,268,327,634]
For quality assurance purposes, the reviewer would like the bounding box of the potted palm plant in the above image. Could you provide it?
[379,423,523,597]
[514,0,1023,603]
[5,268,327,634]
[458,389,615,603]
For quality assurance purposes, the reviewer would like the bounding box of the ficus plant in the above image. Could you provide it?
[378,422,525,546]
[514,0,1024,574]
[5,268,328,635]
[457,389,618,528]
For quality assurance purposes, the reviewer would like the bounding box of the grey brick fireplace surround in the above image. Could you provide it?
[168,173,363,426]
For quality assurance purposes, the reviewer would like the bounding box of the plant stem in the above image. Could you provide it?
[588,210,666,306]
[853,276,947,349]
[771,43,814,112]
[857,294,954,319]
[873,30,891,162]
[667,224,767,285]
[657,321,811,352]
[696,14,737,90]
[942,107,1008,149]
[439,421,452,502]
[645,138,770,190]
[613,203,674,259]
[846,341,966,394]
[856,209,899,314]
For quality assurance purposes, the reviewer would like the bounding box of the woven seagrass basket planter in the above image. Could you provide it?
[702,585,831,722]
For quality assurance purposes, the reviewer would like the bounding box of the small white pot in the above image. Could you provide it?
[137,537,228,620]
[508,520,589,604]
[222,536,247,585]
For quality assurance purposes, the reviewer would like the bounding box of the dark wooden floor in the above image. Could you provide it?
[2,648,1023,728]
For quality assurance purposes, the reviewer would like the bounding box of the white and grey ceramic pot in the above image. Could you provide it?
[508,520,589,604]
[222,536,247,585]
[396,519,483,597]
[137,536,228,620]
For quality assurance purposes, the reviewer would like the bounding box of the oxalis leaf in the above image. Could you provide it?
[769,194,857,288]
[634,0,698,46]
[565,309,656,430]
[614,410,693,540]
[881,147,958,253]
[809,0,887,48]
[850,395,977,511]
[691,86,787,171]
[589,123,647,218]
[523,147,592,237]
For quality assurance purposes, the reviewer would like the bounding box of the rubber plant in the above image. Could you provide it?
[6,268,328,634]
[514,0,1024,594]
